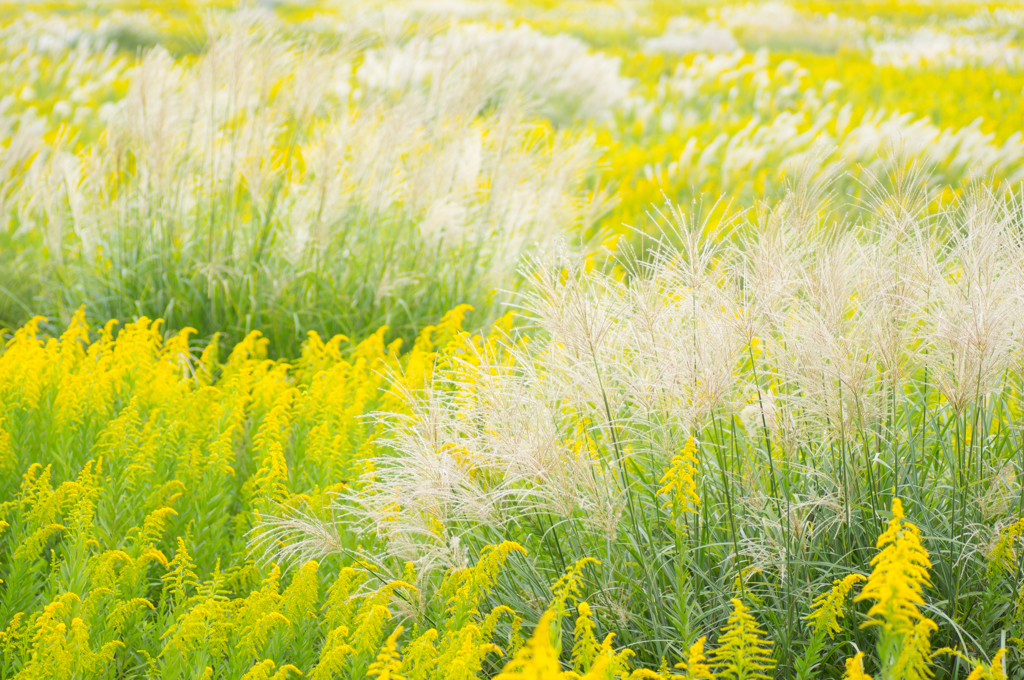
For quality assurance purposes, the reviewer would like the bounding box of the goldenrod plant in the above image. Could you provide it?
[840,653,872,680]
[709,599,776,680]
[855,499,936,680]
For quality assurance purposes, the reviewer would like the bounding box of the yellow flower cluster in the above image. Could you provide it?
[987,518,1024,580]
[0,308,508,678]
[834,499,1008,680]
[855,499,932,634]
[806,574,866,639]
[842,653,873,680]
[657,438,702,524]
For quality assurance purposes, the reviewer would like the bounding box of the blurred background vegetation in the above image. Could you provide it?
[3,0,1024,355]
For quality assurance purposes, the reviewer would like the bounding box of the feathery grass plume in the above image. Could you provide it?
[710,598,776,680]
[356,22,632,125]
[806,574,867,639]
[1,18,607,356]
[298,175,1024,664]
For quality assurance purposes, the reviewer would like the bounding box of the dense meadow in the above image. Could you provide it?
[4,1,1024,678]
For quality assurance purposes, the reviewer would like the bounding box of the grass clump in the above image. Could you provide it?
[271,178,1024,677]
[0,16,608,356]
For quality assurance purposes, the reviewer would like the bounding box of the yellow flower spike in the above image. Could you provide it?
[14,592,122,678]
[549,557,601,622]
[283,560,321,624]
[250,387,300,507]
[12,523,66,561]
[508,616,525,659]
[402,627,440,677]
[443,541,527,626]
[309,629,355,680]
[241,660,278,680]
[657,437,701,523]
[988,518,1024,580]
[889,618,938,680]
[0,418,15,472]
[324,567,368,632]
[106,598,154,635]
[353,604,395,654]
[482,605,517,642]
[855,499,932,633]
[856,499,938,680]
[964,649,1007,680]
[710,598,776,680]
[139,506,179,547]
[674,636,713,680]
[0,612,25,653]
[571,602,599,673]
[428,621,506,680]
[368,625,406,680]
[162,537,198,602]
[494,611,568,680]
[806,573,866,639]
[842,652,873,680]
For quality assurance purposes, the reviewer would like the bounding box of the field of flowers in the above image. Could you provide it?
[2,1,1024,678]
